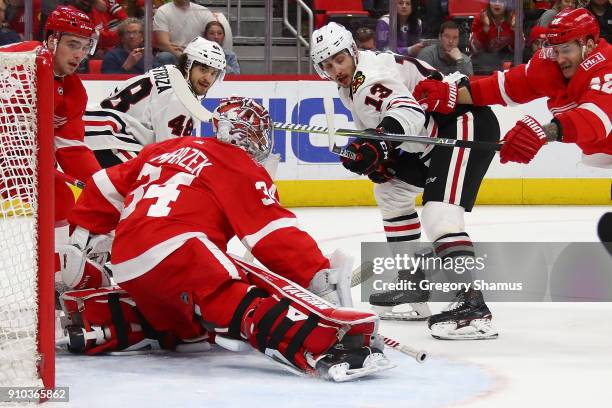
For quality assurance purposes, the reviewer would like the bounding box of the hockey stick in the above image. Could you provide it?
[323,97,357,160]
[348,262,428,364]
[165,75,500,152]
[56,169,85,189]
[383,337,427,363]
[272,122,502,151]
[167,65,217,123]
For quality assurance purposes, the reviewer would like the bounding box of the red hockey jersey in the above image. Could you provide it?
[0,41,101,181]
[470,40,612,155]
[68,137,330,286]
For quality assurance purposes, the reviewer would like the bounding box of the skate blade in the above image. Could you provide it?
[327,353,396,382]
[372,303,431,321]
[430,319,499,340]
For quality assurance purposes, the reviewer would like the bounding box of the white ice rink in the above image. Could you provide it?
[56,206,612,408]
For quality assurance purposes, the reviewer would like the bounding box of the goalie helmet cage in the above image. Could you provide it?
[0,48,55,390]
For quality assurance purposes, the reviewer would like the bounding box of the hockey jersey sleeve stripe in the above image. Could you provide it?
[55,137,87,149]
[497,71,519,107]
[111,232,207,283]
[92,170,125,212]
[241,218,299,249]
[577,103,612,136]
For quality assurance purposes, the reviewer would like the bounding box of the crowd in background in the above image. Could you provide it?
[1,0,611,75]
[353,0,612,74]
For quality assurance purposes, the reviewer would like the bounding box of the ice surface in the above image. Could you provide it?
[55,206,612,407]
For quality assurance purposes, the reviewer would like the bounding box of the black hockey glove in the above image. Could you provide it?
[369,151,429,186]
[367,161,396,184]
[340,131,395,176]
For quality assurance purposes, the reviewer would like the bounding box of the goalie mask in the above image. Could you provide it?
[213,97,273,162]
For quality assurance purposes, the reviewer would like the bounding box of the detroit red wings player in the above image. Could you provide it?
[415,7,612,163]
[1,6,106,294]
[1,5,102,222]
[60,97,393,381]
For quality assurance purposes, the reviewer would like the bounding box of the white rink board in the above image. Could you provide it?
[83,79,612,181]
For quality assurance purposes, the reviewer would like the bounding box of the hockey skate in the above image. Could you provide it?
[314,345,396,382]
[369,268,431,321]
[428,288,498,340]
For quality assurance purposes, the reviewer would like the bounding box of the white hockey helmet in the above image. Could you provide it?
[212,97,273,162]
[183,36,227,81]
[310,22,358,79]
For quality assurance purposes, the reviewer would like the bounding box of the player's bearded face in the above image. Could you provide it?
[320,51,356,89]
[52,34,92,76]
[189,64,220,96]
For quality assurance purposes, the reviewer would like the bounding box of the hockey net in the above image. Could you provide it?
[0,49,55,389]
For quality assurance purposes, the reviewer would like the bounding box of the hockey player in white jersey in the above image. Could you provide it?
[311,22,500,340]
[84,37,226,167]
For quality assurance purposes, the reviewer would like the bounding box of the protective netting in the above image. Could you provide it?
[0,51,43,388]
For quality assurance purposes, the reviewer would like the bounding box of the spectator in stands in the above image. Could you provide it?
[0,0,19,45]
[65,0,122,55]
[153,0,232,65]
[423,0,445,38]
[102,17,149,74]
[99,0,128,31]
[417,20,473,75]
[586,0,612,43]
[5,0,41,40]
[203,20,239,74]
[523,24,547,61]
[376,0,424,56]
[537,0,576,27]
[469,0,516,73]
[470,0,516,54]
[355,26,377,50]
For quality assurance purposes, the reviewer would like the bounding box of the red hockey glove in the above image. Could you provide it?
[500,116,547,164]
[341,132,395,176]
[413,79,457,114]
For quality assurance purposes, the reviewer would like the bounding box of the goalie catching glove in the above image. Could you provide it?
[56,226,113,291]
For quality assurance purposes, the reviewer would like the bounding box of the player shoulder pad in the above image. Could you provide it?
[351,51,401,96]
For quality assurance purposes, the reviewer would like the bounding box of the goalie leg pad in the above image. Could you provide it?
[231,258,384,378]
[59,287,176,355]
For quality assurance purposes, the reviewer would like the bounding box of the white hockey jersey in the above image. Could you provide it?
[84,65,196,155]
[339,51,440,154]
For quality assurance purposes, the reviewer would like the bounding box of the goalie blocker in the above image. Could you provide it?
[58,255,394,382]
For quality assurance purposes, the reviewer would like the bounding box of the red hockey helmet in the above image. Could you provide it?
[45,6,96,40]
[213,97,273,162]
[546,8,600,46]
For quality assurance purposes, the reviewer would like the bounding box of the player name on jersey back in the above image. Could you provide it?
[151,145,212,176]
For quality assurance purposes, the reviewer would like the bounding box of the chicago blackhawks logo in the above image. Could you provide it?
[351,71,366,94]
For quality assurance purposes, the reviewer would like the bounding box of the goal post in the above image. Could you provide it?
[0,48,55,390]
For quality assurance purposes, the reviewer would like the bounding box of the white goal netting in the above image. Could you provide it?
[0,51,44,388]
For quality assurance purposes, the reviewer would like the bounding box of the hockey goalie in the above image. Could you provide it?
[57,97,394,382]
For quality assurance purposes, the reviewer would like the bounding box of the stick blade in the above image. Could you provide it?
[167,65,215,123]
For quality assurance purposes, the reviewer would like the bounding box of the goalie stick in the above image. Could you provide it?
[166,70,500,153]
[348,261,427,364]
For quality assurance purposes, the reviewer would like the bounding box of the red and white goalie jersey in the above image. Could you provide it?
[84,65,196,156]
[470,40,612,155]
[68,137,330,287]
